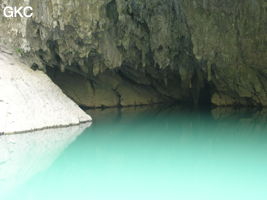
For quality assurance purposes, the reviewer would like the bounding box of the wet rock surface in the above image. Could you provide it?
[0,0,266,107]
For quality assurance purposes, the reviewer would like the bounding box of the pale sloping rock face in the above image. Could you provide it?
[0,51,91,134]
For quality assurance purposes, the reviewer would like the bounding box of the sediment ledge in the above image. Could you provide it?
[0,50,92,134]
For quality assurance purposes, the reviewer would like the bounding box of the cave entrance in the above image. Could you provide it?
[46,66,212,110]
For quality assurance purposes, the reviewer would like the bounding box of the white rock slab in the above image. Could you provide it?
[0,51,92,134]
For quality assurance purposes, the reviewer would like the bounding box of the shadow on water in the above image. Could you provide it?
[1,106,267,200]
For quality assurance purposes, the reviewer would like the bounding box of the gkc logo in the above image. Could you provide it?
[3,6,33,18]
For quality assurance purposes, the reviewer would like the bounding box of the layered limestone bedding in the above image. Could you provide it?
[0,50,91,134]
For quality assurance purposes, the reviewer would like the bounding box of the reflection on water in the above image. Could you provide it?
[0,123,91,199]
[1,107,267,200]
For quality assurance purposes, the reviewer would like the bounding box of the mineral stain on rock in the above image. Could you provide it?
[0,0,266,107]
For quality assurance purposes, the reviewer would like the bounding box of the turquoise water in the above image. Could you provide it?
[1,107,267,200]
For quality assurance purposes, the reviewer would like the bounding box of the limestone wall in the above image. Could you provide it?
[0,49,91,134]
[0,0,266,107]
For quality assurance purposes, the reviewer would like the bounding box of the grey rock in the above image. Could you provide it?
[0,0,266,107]
[0,52,91,134]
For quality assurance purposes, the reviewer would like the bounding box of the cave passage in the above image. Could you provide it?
[46,66,212,109]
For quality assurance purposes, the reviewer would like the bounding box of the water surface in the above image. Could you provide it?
[1,107,267,200]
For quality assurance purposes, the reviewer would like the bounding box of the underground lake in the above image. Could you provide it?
[1,106,267,200]
[0,1,266,199]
